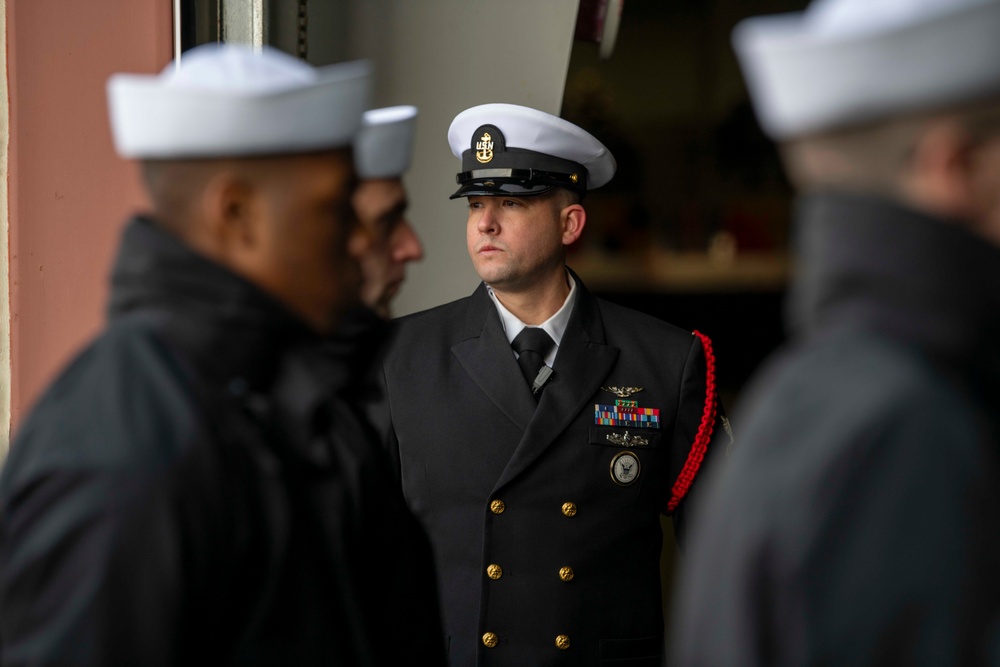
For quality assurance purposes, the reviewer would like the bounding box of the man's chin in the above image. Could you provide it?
[475,271,518,291]
[372,299,392,320]
[472,264,506,285]
[378,280,406,316]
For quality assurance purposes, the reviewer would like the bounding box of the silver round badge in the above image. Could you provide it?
[610,451,641,486]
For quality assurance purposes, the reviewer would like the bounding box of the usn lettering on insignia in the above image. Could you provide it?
[475,132,494,163]
[594,404,660,429]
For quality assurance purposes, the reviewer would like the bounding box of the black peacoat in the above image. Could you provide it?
[370,272,727,666]
[671,193,1000,666]
[0,217,446,666]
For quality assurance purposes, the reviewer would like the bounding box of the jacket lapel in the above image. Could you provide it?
[452,284,537,431]
[494,275,619,490]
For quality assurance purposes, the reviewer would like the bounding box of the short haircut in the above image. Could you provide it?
[550,187,583,209]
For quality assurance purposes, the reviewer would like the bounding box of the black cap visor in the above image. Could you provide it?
[450,167,584,199]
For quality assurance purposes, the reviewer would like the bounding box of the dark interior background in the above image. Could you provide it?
[563,0,808,415]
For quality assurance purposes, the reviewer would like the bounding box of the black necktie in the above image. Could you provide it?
[511,327,555,397]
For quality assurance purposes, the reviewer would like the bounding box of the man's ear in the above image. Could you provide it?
[198,170,262,261]
[901,119,977,220]
[560,204,587,246]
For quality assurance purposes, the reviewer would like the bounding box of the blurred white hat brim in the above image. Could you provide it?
[355,105,418,179]
[734,0,1000,139]
[107,45,372,159]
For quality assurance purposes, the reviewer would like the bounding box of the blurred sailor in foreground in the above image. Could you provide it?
[672,0,1000,664]
[0,44,445,666]
[369,102,728,666]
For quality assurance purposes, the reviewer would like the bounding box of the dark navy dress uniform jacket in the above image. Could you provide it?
[371,273,726,666]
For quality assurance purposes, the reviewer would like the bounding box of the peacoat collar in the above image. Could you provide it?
[790,191,1000,417]
[106,216,363,469]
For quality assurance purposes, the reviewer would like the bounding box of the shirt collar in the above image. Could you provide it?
[487,272,577,359]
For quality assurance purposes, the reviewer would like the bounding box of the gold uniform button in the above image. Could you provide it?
[559,566,575,582]
[555,634,571,650]
[490,499,506,514]
[561,502,577,517]
[487,564,503,580]
[483,632,499,648]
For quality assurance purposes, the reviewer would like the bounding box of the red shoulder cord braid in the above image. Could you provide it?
[666,330,717,513]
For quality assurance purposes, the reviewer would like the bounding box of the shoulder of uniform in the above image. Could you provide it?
[386,293,483,351]
[759,330,980,438]
[392,293,475,328]
[8,318,202,479]
[593,296,697,348]
[42,316,178,399]
[665,329,719,514]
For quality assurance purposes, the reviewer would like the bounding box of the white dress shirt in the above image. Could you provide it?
[487,272,577,368]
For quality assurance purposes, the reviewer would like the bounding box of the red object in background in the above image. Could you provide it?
[575,0,624,59]
[575,0,610,42]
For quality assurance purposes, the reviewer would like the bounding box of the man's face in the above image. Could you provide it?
[466,193,569,293]
[351,178,424,318]
[909,102,1000,247]
[249,149,364,334]
[968,128,1000,247]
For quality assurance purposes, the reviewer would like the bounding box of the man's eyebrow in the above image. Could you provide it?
[382,200,409,220]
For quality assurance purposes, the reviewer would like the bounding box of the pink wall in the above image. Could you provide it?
[7,0,172,427]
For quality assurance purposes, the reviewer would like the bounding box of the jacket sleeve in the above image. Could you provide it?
[672,388,999,666]
[332,401,447,665]
[0,466,190,666]
[665,331,731,546]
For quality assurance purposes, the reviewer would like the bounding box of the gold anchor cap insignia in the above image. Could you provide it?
[602,386,644,398]
[476,131,494,163]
